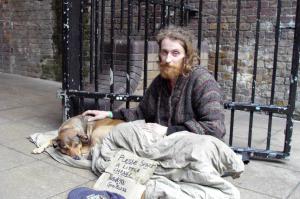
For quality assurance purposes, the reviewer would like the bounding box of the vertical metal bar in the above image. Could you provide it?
[138,0,141,31]
[248,0,261,147]
[79,0,83,90]
[62,0,70,119]
[126,0,132,108]
[144,0,149,94]
[284,0,300,156]
[173,8,176,25]
[153,3,156,33]
[214,0,222,80]
[62,0,70,92]
[95,0,100,93]
[161,0,166,27]
[94,0,101,108]
[90,0,95,84]
[110,0,115,110]
[79,0,84,112]
[180,0,184,26]
[120,0,124,30]
[185,0,189,26]
[229,0,241,146]
[167,5,170,25]
[266,0,282,150]
[99,0,105,76]
[64,0,81,116]
[197,0,203,59]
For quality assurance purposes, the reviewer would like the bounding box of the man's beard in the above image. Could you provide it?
[159,62,182,80]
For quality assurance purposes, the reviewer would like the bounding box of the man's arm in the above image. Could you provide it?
[187,75,226,139]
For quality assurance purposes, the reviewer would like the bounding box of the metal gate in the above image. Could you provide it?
[60,0,300,161]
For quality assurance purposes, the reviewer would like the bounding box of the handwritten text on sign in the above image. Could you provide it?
[106,150,157,184]
[94,150,157,199]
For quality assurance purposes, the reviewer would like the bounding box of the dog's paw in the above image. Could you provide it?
[32,147,45,154]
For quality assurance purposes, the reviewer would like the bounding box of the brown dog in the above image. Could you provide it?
[32,115,123,160]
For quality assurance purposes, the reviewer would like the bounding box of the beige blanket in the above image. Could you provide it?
[91,121,244,199]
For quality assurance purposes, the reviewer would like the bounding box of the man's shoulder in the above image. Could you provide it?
[190,65,214,79]
[189,65,221,92]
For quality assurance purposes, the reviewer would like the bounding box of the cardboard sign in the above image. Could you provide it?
[94,150,157,199]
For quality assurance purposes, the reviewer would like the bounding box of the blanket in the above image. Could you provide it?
[91,121,244,199]
[29,120,244,199]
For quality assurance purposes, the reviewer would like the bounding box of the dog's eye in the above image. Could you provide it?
[60,148,67,154]
[59,143,68,149]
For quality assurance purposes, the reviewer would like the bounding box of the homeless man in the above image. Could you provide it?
[83,25,226,139]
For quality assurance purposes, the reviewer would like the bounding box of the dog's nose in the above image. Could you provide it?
[73,155,81,160]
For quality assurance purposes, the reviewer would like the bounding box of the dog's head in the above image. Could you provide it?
[52,128,89,160]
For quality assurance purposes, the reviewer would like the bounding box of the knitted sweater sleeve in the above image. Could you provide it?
[184,72,226,139]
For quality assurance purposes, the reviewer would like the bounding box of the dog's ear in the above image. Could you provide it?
[52,138,59,148]
[77,132,89,144]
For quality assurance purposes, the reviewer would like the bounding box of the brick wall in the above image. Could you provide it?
[0,0,61,80]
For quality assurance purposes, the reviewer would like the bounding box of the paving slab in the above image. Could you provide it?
[286,182,300,199]
[31,102,62,116]
[0,98,23,110]
[238,187,280,199]
[223,110,299,154]
[227,160,300,198]
[0,73,61,90]
[279,120,300,151]
[42,156,98,181]
[224,110,287,133]
[224,126,280,149]
[21,114,61,130]
[0,116,11,125]
[225,132,285,151]
[15,94,59,106]
[0,121,49,142]
[0,144,36,172]
[1,136,50,160]
[0,106,40,121]
[260,147,300,172]
[48,181,96,199]
[0,161,89,199]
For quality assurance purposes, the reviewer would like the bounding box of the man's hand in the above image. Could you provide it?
[82,110,112,121]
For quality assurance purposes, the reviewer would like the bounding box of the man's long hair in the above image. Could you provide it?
[156,25,200,76]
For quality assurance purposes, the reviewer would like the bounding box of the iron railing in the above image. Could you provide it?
[61,0,300,161]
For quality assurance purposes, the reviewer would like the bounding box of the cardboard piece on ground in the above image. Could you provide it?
[94,173,145,199]
[94,150,157,199]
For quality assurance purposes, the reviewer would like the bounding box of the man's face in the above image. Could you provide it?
[159,37,186,80]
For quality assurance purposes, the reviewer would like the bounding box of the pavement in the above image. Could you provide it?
[0,72,299,199]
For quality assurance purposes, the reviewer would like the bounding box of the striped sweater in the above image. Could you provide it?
[113,65,226,139]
